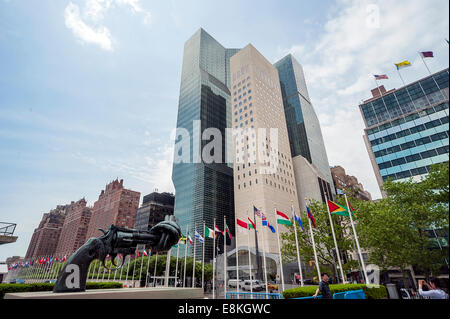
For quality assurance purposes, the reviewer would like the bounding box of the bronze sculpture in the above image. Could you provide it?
[53,215,181,293]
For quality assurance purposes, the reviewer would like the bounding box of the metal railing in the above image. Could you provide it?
[225,292,284,299]
[0,222,17,236]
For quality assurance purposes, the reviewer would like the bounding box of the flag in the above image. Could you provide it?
[225,224,233,239]
[214,225,224,236]
[262,215,268,226]
[179,234,187,244]
[395,60,412,70]
[143,250,148,257]
[293,210,304,231]
[248,217,256,229]
[253,206,261,218]
[205,226,215,239]
[188,233,193,245]
[420,51,434,58]
[327,200,358,219]
[276,211,293,226]
[236,218,249,229]
[194,229,204,243]
[136,251,139,257]
[267,223,276,233]
[61,255,67,262]
[306,206,316,228]
[374,74,388,80]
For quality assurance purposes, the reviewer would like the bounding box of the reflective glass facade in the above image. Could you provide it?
[360,69,449,190]
[172,29,238,261]
[274,54,334,194]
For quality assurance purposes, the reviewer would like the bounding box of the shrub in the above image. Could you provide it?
[0,282,123,299]
[282,283,387,299]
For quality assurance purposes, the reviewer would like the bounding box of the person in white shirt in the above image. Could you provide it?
[418,279,449,299]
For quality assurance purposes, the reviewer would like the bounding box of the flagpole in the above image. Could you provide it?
[247,221,253,295]
[260,215,269,294]
[224,216,227,298]
[343,193,368,284]
[131,251,137,287]
[324,192,346,284]
[418,52,446,100]
[175,243,180,287]
[396,67,417,109]
[236,217,240,297]
[192,222,196,288]
[201,221,205,290]
[212,218,216,299]
[119,255,125,284]
[274,207,285,293]
[291,203,304,287]
[153,253,158,287]
[139,249,145,287]
[125,255,130,287]
[306,200,321,281]
[183,225,188,288]
[165,248,171,287]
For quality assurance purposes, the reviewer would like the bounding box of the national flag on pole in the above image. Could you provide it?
[179,234,187,244]
[136,251,139,257]
[267,222,276,233]
[143,250,148,257]
[420,51,434,58]
[293,210,304,231]
[395,60,412,70]
[327,200,358,219]
[205,226,215,239]
[306,206,316,228]
[194,229,204,243]
[214,225,224,236]
[225,224,233,239]
[276,211,293,226]
[374,74,388,80]
[253,206,261,218]
[61,255,67,262]
[236,218,249,229]
[262,215,268,226]
[248,217,256,229]
[188,233,193,245]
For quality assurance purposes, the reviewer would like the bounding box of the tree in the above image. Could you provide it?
[358,163,449,286]
[280,200,359,283]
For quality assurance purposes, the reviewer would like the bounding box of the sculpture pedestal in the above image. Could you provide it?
[4,287,204,299]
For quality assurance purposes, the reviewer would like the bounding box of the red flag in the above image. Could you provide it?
[225,224,233,239]
[136,251,139,257]
[236,218,248,229]
[420,51,434,58]
[248,217,256,229]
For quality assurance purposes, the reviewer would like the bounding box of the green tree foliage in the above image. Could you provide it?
[358,163,449,281]
[280,200,359,282]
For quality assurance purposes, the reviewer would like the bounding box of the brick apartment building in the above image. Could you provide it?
[25,205,66,259]
[55,198,92,257]
[86,179,140,239]
[330,166,372,201]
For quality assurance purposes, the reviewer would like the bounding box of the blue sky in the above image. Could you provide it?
[0,0,448,260]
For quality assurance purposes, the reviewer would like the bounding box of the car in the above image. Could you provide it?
[45,279,57,283]
[267,281,278,292]
[242,280,264,292]
[9,278,25,284]
[228,279,243,288]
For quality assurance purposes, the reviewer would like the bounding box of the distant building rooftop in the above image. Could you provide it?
[0,222,18,246]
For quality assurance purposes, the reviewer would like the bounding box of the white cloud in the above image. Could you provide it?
[276,0,449,199]
[65,2,113,51]
[64,0,151,50]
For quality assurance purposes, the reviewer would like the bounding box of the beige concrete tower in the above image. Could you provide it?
[230,44,300,255]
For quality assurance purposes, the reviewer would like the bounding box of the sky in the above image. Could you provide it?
[0,0,448,261]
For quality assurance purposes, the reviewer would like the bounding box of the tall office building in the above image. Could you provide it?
[25,205,66,259]
[172,29,237,262]
[274,55,335,208]
[86,179,140,239]
[360,68,449,196]
[230,44,301,257]
[135,192,174,231]
[55,198,92,257]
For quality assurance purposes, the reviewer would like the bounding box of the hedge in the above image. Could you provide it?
[282,284,388,299]
[0,282,123,299]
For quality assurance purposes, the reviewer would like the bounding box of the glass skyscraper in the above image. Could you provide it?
[172,29,238,261]
[360,68,449,195]
[274,54,335,201]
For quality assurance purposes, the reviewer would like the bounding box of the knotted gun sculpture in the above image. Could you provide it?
[53,215,181,293]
